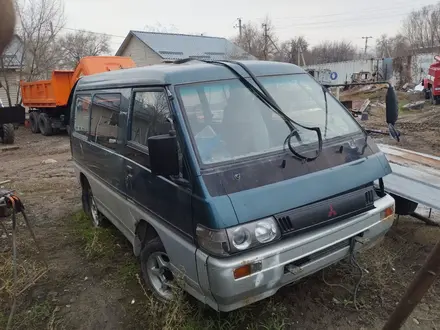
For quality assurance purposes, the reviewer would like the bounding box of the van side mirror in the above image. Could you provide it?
[385,85,398,125]
[385,85,400,141]
[147,134,179,176]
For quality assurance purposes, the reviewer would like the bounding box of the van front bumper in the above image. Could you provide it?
[199,194,395,312]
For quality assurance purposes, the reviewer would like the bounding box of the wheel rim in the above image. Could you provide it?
[146,252,174,300]
[90,193,100,227]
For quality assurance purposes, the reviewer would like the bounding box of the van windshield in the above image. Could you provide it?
[177,73,362,165]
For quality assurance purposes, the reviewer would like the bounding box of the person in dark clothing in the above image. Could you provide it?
[0,0,15,54]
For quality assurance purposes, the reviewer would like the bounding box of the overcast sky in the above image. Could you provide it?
[63,0,440,54]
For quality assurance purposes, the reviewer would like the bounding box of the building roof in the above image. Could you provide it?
[115,30,256,61]
[76,60,305,90]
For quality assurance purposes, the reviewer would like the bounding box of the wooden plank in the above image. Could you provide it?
[0,146,19,152]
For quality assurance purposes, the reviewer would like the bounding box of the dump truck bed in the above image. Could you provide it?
[21,56,136,108]
[21,70,74,108]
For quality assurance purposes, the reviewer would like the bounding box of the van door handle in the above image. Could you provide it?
[349,158,366,166]
[125,173,133,190]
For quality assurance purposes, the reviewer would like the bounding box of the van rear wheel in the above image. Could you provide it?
[82,181,105,227]
[140,237,174,302]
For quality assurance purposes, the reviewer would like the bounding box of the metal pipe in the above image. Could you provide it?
[411,212,439,227]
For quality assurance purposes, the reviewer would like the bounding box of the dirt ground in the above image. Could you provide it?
[1,124,440,330]
[342,86,440,157]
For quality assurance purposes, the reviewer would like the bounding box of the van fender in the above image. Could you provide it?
[127,206,201,291]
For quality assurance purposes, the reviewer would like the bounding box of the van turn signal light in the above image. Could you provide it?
[234,265,251,279]
[382,206,395,221]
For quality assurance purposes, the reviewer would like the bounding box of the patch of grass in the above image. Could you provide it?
[70,212,117,259]
[117,259,138,286]
[125,271,291,330]
[0,300,53,330]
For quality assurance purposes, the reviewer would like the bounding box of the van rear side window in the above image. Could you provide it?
[90,93,121,150]
[74,95,91,134]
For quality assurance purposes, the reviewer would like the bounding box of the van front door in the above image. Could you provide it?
[123,88,194,237]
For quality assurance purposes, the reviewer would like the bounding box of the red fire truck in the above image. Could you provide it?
[422,55,440,104]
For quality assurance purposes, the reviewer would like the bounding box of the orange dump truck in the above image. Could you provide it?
[21,56,136,135]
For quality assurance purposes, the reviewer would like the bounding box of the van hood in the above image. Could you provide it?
[201,136,391,224]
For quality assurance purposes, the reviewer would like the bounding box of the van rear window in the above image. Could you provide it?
[90,93,121,150]
[74,95,91,134]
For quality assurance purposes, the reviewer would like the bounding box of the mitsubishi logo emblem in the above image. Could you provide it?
[328,205,337,217]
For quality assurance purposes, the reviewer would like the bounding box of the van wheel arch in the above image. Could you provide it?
[134,220,160,256]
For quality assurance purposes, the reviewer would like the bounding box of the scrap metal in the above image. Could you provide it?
[378,144,440,211]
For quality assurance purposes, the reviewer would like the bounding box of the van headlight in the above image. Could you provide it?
[196,217,281,256]
[231,227,252,250]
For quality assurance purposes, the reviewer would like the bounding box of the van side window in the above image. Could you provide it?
[90,93,121,150]
[130,91,171,149]
[74,95,91,134]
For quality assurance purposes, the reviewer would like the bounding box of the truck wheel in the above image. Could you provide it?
[29,112,40,133]
[140,237,174,302]
[424,89,431,100]
[0,124,14,144]
[38,113,53,136]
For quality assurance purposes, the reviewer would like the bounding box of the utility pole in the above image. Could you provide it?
[262,23,268,60]
[290,40,294,64]
[237,18,242,39]
[362,36,373,55]
[234,18,243,39]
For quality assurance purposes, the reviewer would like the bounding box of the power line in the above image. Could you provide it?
[275,9,414,30]
[256,0,438,22]
[61,27,126,39]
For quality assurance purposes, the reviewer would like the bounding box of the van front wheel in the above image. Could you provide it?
[140,237,174,302]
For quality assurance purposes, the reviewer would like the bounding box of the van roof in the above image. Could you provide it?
[75,60,306,90]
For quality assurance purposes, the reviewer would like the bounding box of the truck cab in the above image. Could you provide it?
[69,60,396,312]
[423,55,440,104]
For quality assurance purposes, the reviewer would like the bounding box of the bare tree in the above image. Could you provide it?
[403,4,440,50]
[277,36,309,65]
[309,41,357,64]
[376,33,410,57]
[0,0,65,106]
[16,0,66,79]
[58,31,111,69]
[232,17,279,60]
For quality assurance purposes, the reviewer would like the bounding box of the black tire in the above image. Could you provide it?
[38,113,53,136]
[81,179,105,227]
[424,89,431,100]
[1,124,15,144]
[391,194,418,215]
[66,125,71,136]
[29,111,40,133]
[429,89,440,105]
[140,237,174,303]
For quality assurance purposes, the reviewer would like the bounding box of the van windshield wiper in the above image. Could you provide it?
[203,60,322,162]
